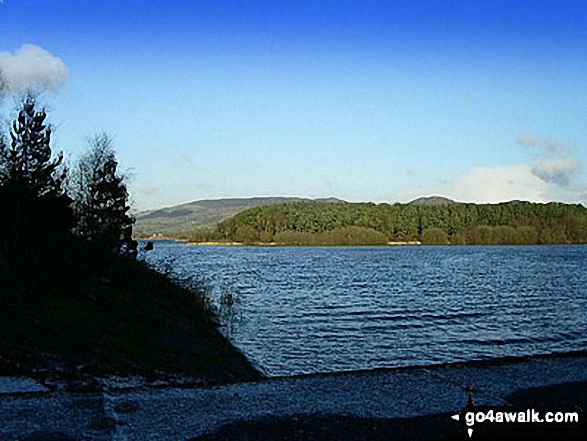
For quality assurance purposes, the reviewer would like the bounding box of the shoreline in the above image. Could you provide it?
[259,349,587,382]
[2,351,586,439]
[184,241,584,247]
[140,239,585,247]
[186,240,424,246]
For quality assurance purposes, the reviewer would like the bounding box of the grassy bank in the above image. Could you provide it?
[0,247,262,389]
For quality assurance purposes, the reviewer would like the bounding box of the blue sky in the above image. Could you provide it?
[1,0,586,211]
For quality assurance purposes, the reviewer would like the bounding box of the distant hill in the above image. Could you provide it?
[409,196,458,206]
[134,196,345,237]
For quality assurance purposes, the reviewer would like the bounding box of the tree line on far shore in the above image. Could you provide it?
[211,200,587,245]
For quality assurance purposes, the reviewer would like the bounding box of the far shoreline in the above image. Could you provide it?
[136,236,586,247]
[145,240,584,247]
[186,240,423,246]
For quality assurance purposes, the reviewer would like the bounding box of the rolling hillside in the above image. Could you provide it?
[134,196,344,237]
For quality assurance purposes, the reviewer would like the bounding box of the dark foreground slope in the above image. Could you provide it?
[0,97,259,388]
[0,248,261,390]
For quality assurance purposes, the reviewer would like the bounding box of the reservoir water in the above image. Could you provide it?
[144,243,587,376]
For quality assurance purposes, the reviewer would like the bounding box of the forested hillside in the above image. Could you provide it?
[216,201,587,245]
[134,197,343,238]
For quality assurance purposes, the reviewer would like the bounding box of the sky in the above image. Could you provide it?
[1,0,586,211]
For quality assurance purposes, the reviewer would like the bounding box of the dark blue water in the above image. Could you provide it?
[144,243,587,376]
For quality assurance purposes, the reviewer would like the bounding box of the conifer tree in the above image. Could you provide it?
[0,96,72,254]
[71,134,134,252]
[0,96,66,197]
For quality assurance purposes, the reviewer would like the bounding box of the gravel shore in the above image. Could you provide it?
[1,352,585,440]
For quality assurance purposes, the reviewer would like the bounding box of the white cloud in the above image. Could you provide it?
[398,132,586,205]
[0,44,69,93]
[530,157,582,187]
[447,166,550,203]
[397,165,550,204]
[398,163,587,205]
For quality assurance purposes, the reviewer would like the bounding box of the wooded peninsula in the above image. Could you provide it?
[209,200,587,246]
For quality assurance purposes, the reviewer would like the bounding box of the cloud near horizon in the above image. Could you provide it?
[0,44,69,94]
[530,157,583,187]
[516,131,574,154]
[398,132,586,205]
[397,165,551,204]
[516,132,585,188]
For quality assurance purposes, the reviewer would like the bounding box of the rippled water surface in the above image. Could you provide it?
[145,244,587,376]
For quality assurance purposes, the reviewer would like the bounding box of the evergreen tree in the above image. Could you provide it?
[0,96,72,255]
[71,134,134,253]
[0,96,66,197]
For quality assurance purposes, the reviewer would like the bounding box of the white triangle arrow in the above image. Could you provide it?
[451,414,460,421]
[468,428,474,438]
